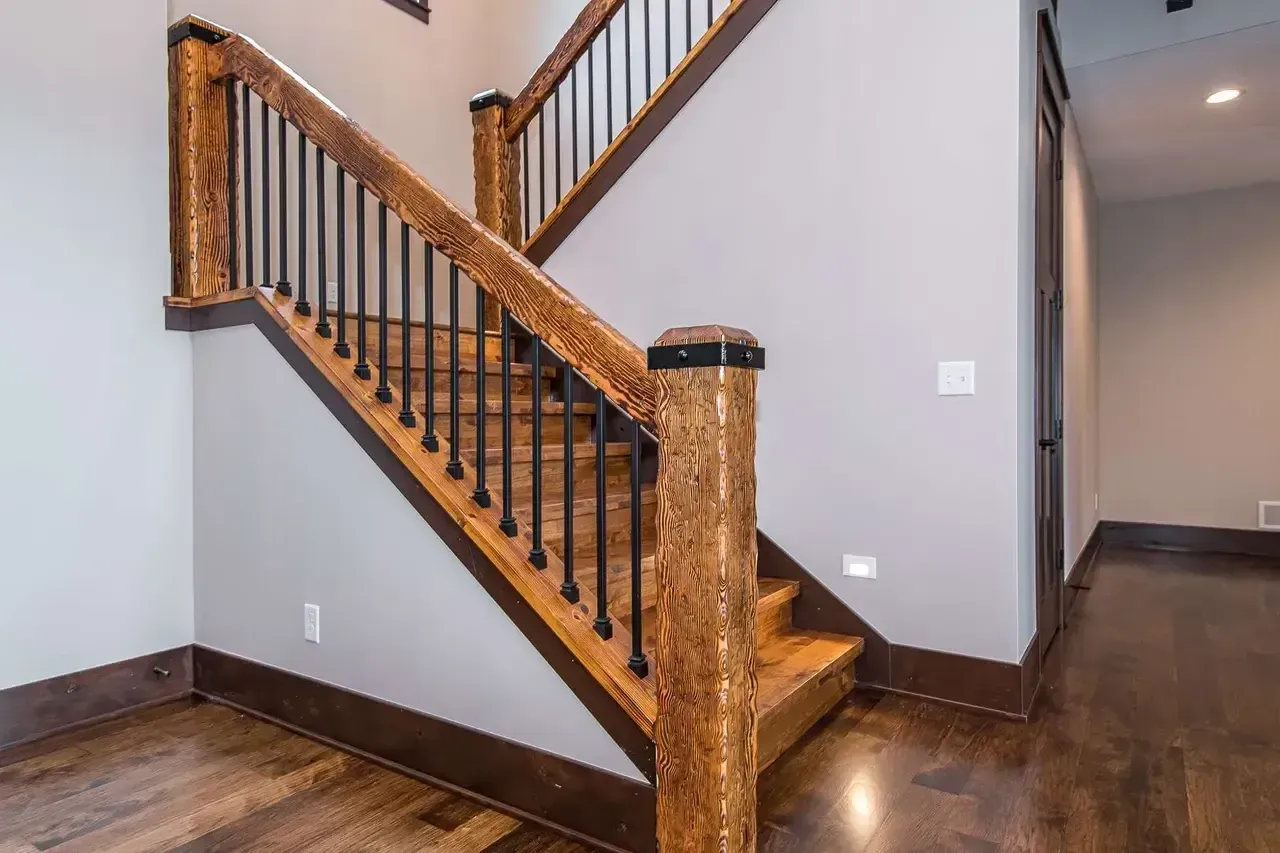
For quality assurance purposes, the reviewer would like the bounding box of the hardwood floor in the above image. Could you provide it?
[2,545,1277,851]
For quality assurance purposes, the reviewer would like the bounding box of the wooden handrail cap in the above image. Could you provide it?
[655,325,758,347]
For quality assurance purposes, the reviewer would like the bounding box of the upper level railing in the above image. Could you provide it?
[380,0,430,26]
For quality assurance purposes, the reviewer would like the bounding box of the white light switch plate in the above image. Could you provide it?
[304,604,320,644]
[938,361,976,396]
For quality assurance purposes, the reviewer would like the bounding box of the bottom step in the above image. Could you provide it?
[757,631,863,770]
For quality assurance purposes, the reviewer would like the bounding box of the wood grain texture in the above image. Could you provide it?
[209,35,658,426]
[653,325,760,853]
[504,0,627,138]
[472,100,523,332]
[168,290,657,752]
[0,647,192,750]
[194,647,656,852]
[522,0,784,266]
[168,24,233,298]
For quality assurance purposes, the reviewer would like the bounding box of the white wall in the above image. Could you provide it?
[544,0,1031,663]
[1099,181,1280,531]
[1062,108,1102,564]
[0,1,193,689]
[193,325,642,780]
[1058,0,1280,68]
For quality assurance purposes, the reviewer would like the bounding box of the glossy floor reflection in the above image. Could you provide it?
[758,545,1280,852]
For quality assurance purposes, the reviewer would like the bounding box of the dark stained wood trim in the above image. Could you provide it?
[169,296,656,781]
[506,0,627,136]
[1100,521,1280,559]
[522,0,784,267]
[1064,523,1102,620]
[0,647,192,751]
[887,645,1028,720]
[193,647,655,853]
[757,533,890,688]
[209,34,658,427]
[379,0,431,25]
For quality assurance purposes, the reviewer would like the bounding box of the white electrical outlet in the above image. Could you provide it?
[326,283,340,310]
[843,555,877,580]
[938,361,976,396]
[304,604,321,644]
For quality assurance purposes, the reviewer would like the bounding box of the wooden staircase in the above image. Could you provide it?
[369,319,864,772]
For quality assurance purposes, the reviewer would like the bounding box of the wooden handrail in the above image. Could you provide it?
[504,0,625,140]
[209,31,658,426]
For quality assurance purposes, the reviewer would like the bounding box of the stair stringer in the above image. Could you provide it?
[171,289,657,781]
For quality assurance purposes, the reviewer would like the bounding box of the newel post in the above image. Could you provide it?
[470,90,522,332]
[650,326,766,853]
[168,17,235,299]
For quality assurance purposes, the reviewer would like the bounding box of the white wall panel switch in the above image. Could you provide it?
[938,361,976,396]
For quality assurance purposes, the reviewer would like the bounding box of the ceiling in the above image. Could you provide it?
[1067,20,1280,203]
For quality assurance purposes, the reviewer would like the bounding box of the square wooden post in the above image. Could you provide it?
[470,89,522,332]
[650,325,765,853]
[168,16,235,299]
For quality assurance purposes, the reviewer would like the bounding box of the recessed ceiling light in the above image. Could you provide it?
[1206,88,1243,104]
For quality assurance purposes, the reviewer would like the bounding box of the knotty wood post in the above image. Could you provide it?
[470,90,522,332]
[168,17,235,299]
[650,326,766,853]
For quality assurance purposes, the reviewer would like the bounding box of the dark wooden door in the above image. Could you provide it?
[1035,60,1066,664]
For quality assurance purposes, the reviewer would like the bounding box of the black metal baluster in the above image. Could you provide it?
[422,244,439,451]
[561,367,579,603]
[571,66,580,183]
[276,115,290,295]
[522,129,531,242]
[625,0,633,122]
[708,0,714,29]
[334,168,350,357]
[241,84,254,286]
[446,264,464,479]
[588,41,596,163]
[354,186,371,379]
[315,149,331,337]
[296,133,310,315]
[686,0,693,52]
[261,100,271,288]
[225,80,238,290]
[594,388,612,640]
[628,420,648,676]
[538,109,546,225]
[473,286,490,507]
[665,0,672,76]
[645,0,653,99]
[399,222,415,426]
[498,308,517,535]
[554,86,562,204]
[375,203,391,402]
[529,337,547,569]
[606,20,614,142]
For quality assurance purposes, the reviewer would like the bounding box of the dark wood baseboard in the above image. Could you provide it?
[1100,520,1280,559]
[193,647,655,853]
[522,0,784,266]
[0,646,192,751]
[168,294,656,781]
[756,533,1038,719]
[1065,523,1102,619]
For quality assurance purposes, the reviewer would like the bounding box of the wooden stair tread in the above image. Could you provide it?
[540,486,656,522]
[465,442,631,463]
[387,358,552,376]
[418,398,594,415]
[630,577,801,657]
[756,629,864,769]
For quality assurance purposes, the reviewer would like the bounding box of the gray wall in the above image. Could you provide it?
[193,326,642,780]
[0,0,193,690]
[1100,181,1280,531]
[1063,108,1102,564]
[544,0,1036,663]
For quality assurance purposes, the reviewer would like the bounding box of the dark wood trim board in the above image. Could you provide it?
[1100,520,1280,559]
[167,296,656,781]
[193,647,655,853]
[1065,523,1102,620]
[0,646,192,751]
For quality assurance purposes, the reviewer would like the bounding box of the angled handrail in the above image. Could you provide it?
[209,33,658,427]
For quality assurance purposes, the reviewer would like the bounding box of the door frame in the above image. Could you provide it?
[1034,9,1069,666]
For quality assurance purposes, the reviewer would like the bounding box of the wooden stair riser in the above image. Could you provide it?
[542,497,657,565]
[388,365,550,397]
[362,323,511,364]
